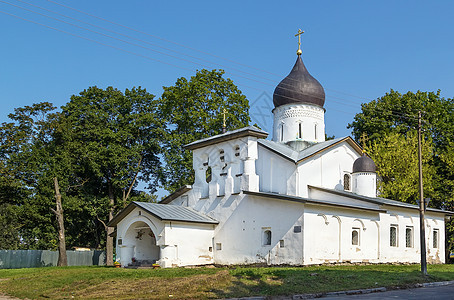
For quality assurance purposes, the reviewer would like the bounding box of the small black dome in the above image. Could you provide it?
[353,154,376,173]
[273,55,325,108]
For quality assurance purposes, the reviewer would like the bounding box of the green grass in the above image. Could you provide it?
[0,264,453,299]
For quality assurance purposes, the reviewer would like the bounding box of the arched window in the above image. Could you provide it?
[263,230,272,246]
[344,174,351,191]
[352,228,359,245]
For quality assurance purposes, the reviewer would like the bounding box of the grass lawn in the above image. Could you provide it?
[0,264,453,299]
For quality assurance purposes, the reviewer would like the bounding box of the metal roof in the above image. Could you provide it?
[134,202,218,224]
[309,186,454,215]
[184,126,268,150]
[258,136,362,164]
[108,202,218,227]
[273,55,325,108]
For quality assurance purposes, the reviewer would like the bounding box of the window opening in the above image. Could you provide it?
[390,225,398,247]
[344,174,351,191]
[406,227,413,248]
[352,228,360,246]
[298,123,302,139]
[206,166,212,183]
[263,230,272,246]
[314,124,318,140]
[280,125,284,142]
[220,150,225,162]
[279,240,285,248]
[235,145,240,157]
[433,229,439,248]
[216,243,222,250]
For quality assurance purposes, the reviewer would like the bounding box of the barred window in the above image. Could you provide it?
[406,227,413,248]
[390,225,398,247]
[344,174,351,191]
[433,229,439,248]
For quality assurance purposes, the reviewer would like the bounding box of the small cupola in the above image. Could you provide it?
[352,154,377,198]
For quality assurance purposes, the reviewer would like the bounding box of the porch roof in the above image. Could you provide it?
[107,202,219,227]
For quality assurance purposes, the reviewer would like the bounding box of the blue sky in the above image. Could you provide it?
[1,1,453,139]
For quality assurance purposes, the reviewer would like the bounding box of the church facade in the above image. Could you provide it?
[108,46,452,268]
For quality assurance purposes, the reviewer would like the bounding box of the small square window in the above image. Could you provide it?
[294,226,302,233]
[117,239,122,245]
[279,240,285,248]
[216,243,222,250]
[209,247,213,252]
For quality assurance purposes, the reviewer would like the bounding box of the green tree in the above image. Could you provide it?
[61,86,161,265]
[348,89,454,259]
[365,131,435,204]
[158,69,250,192]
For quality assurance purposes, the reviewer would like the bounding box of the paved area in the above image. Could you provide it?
[323,281,454,299]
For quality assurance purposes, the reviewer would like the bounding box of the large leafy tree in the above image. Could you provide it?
[348,89,454,260]
[158,69,250,192]
[61,86,161,264]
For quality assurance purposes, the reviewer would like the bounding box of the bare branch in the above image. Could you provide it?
[124,155,143,202]
[97,215,108,231]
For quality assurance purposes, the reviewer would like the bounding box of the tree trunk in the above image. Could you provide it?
[105,181,115,266]
[52,177,67,267]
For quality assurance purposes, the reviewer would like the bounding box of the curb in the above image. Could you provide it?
[227,280,454,300]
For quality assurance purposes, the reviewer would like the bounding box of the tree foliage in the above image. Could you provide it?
[349,89,454,258]
[157,69,250,192]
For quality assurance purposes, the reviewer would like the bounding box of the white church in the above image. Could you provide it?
[108,42,452,268]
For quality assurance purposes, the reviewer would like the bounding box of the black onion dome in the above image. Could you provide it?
[352,154,377,173]
[273,55,325,108]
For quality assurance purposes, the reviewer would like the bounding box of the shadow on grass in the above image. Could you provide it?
[211,266,442,298]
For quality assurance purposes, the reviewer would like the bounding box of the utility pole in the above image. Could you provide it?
[418,110,428,275]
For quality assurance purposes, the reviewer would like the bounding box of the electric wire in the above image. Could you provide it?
[0,1,432,123]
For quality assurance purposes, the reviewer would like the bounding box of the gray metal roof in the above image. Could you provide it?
[134,202,218,224]
[184,126,268,150]
[309,186,454,215]
[258,137,362,164]
[108,202,218,227]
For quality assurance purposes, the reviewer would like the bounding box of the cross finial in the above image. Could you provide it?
[221,108,228,133]
[359,132,369,153]
[295,29,304,56]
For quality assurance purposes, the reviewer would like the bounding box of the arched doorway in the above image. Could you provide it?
[121,221,160,266]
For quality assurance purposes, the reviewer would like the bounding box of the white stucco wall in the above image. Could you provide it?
[298,142,359,198]
[115,207,215,268]
[272,104,325,143]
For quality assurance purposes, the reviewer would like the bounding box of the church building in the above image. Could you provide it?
[108,36,452,268]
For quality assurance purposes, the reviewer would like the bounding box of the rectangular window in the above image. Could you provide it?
[279,240,285,248]
[216,243,222,250]
[433,229,439,248]
[298,123,302,139]
[390,225,398,247]
[405,227,413,248]
[294,226,302,233]
[352,228,360,246]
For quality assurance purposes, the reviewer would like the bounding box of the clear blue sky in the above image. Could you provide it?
[1,0,453,139]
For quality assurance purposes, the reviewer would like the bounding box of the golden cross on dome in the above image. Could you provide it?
[295,29,304,55]
[359,132,369,153]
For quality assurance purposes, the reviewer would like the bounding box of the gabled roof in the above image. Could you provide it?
[107,202,219,227]
[258,136,362,164]
[184,126,268,150]
[309,186,454,215]
[159,185,192,204]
